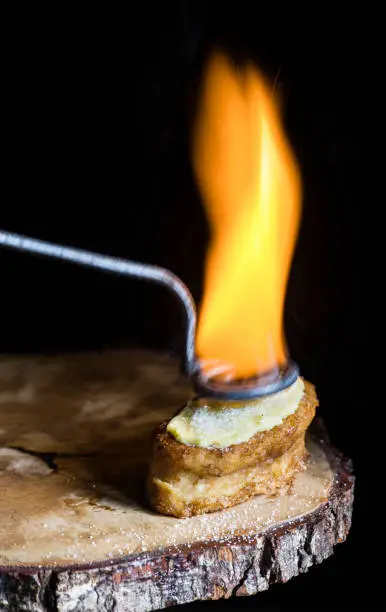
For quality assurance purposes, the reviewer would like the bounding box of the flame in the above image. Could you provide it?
[193,52,302,380]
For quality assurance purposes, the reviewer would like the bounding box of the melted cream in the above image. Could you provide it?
[167,377,305,448]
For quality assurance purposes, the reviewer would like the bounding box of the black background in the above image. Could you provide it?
[1,3,382,610]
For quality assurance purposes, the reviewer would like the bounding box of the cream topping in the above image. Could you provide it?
[167,377,305,448]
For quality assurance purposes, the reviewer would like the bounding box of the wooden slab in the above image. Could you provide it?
[0,350,354,611]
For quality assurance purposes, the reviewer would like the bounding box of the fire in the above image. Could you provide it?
[193,52,302,381]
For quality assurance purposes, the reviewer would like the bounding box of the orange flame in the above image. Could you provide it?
[193,52,302,381]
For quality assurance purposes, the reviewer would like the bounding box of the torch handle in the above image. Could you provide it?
[0,230,197,375]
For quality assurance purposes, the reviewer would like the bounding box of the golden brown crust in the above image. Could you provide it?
[148,436,308,518]
[150,380,317,480]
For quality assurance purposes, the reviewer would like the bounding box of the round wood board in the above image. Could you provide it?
[0,349,354,611]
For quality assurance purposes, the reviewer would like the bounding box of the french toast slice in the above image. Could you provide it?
[148,435,307,517]
[150,380,317,479]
